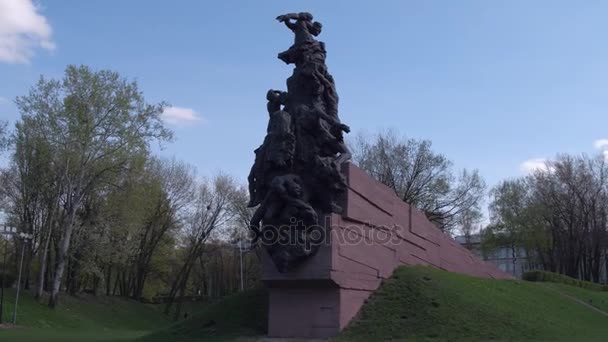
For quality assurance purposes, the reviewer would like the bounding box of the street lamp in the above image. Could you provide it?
[13,232,33,324]
[231,238,253,291]
[0,225,33,325]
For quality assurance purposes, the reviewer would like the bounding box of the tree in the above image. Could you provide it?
[486,153,608,281]
[12,116,59,294]
[484,178,536,275]
[14,65,172,307]
[0,120,9,151]
[164,174,237,320]
[353,130,486,232]
[130,157,196,299]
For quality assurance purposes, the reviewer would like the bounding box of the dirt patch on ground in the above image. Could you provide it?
[0,323,18,330]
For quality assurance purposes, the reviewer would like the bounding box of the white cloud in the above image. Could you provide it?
[594,139,608,151]
[594,139,608,161]
[0,0,55,63]
[161,106,203,125]
[520,158,553,174]
[0,96,7,104]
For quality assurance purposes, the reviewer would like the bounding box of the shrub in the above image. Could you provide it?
[523,270,608,291]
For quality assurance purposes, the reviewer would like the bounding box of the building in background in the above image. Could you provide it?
[455,234,535,279]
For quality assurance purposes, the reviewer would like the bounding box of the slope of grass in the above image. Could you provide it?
[545,282,608,313]
[337,266,608,341]
[10,267,605,341]
[139,288,267,342]
[523,270,608,291]
[0,289,171,341]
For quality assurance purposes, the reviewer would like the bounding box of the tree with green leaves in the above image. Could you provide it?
[130,157,196,300]
[486,154,608,281]
[14,65,172,307]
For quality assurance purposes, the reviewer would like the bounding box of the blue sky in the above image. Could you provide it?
[1,0,608,190]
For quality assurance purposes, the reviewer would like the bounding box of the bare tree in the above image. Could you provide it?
[164,174,237,320]
[0,120,9,151]
[131,157,196,299]
[353,130,486,232]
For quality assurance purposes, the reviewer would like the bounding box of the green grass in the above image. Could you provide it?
[545,282,608,313]
[0,329,147,342]
[0,289,172,341]
[4,267,608,341]
[337,266,608,341]
[139,288,268,342]
[523,270,608,291]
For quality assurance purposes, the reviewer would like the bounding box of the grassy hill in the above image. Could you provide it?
[3,266,608,341]
[338,266,608,341]
[141,266,608,342]
[0,289,171,341]
[139,288,268,342]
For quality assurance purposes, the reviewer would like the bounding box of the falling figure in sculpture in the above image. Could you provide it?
[250,174,319,273]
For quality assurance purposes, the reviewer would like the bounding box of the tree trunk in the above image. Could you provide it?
[35,219,54,300]
[173,280,187,321]
[49,203,79,308]
[106,265,112,296]
[112,271,120,296]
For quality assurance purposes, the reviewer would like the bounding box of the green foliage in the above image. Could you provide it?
[488,154,608,281]
[337,266,608,341]
[523,270,608,291]
[9,64,175,305]
[15,65,173,191]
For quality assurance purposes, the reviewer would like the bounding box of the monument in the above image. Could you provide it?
[248,12,350,273]
[248,13,512,339]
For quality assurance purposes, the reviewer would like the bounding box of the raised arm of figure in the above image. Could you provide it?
[276,13,299,30]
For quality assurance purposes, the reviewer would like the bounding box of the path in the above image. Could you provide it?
[539,283,608,317]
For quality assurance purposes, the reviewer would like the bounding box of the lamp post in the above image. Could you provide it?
[13,232,33,325]
[0,225,16,324]
[232,238,253,292]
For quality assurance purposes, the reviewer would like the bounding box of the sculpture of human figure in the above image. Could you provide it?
[246,12,352,272]
[276,12,324,65]
[276,12,322,45]
[293,103,350,163]
[265,90,290,139]
[247,89,295,207]
[249,174,318,243]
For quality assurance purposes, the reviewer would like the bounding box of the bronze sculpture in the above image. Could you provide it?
[248,12,350,272]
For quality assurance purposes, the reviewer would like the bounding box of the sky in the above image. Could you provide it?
[1,0,608,192]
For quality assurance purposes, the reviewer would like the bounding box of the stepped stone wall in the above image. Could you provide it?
[263,163,512,338]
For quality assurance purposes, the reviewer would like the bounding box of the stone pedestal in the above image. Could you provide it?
[263,163,511,339]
